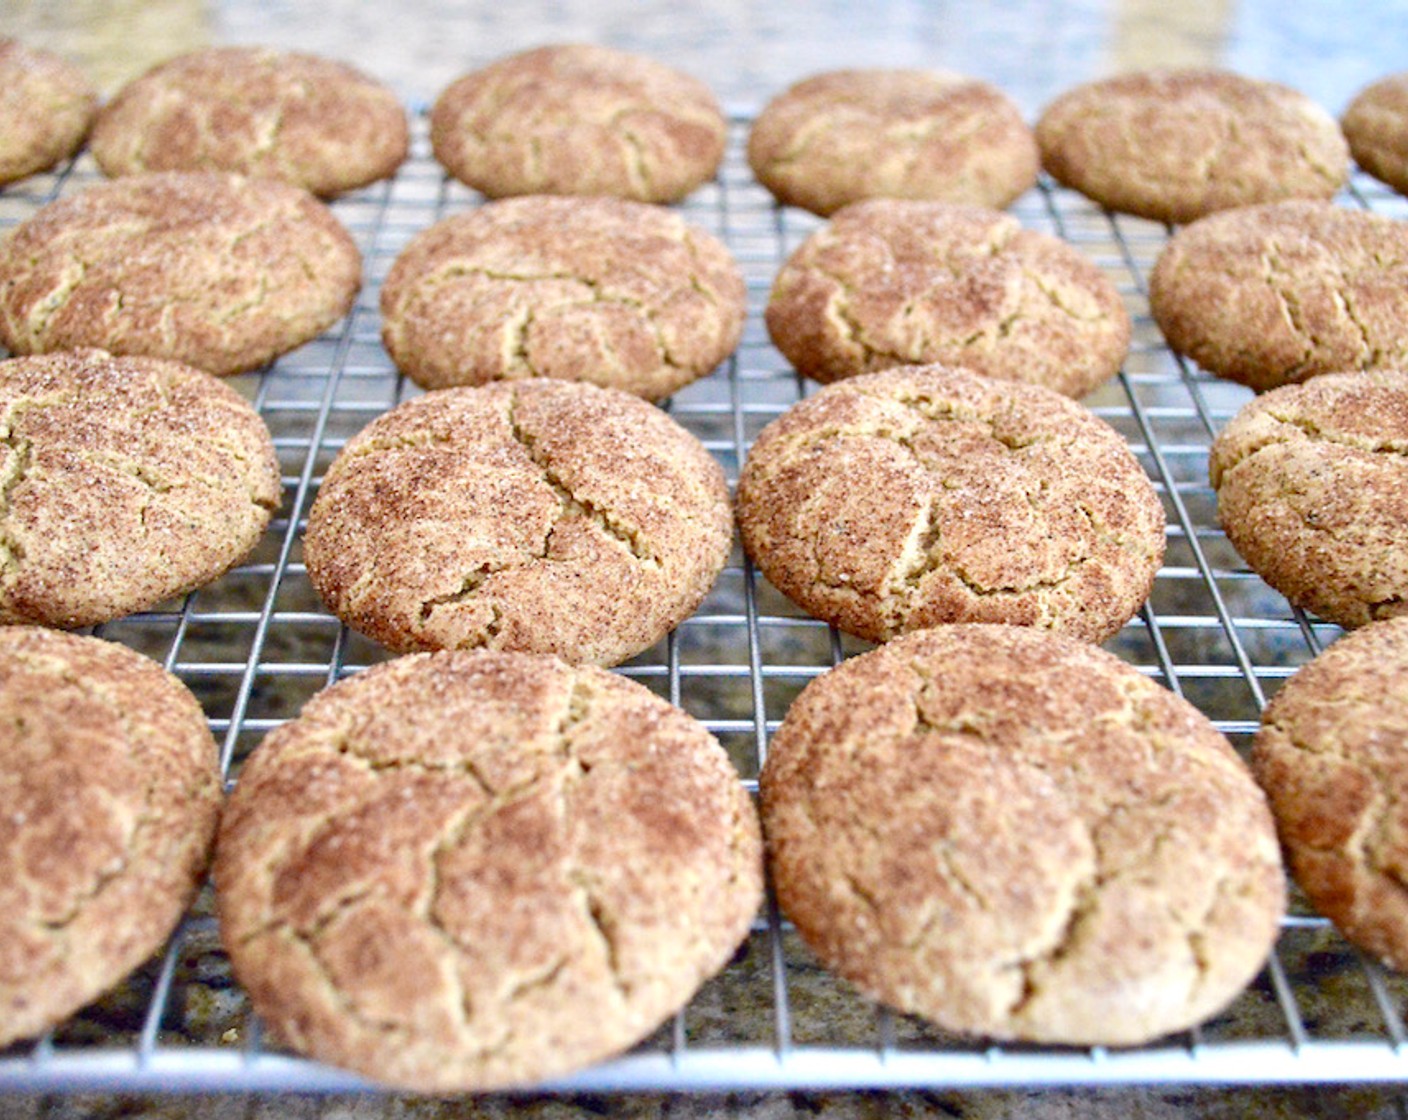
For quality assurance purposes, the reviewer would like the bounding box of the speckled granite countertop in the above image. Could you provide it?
[5,1,1408,1117]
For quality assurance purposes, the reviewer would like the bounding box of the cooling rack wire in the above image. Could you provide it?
[4,114,1408,1094]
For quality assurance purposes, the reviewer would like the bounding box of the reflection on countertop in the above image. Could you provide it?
[3,0,1406,118]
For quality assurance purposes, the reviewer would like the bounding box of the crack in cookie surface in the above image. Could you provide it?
[304,380,730,666]
[737,366,1164,644]
[215,651,761,1091]
[760,625,1283,1046]
[0,351,281,627]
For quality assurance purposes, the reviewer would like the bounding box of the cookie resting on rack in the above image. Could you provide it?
[431,44,726,204]
[0,38,97,185]
[1035,69,1347,224]
[747,68,1038,216]
[0,627,222,1049]
[379,195,745,399]
[1254,617,1408,975]
[1149,201,1408,392]
[765,199,1130,397]
[0,350,281,629]
[1209,370,1408,629]
[302,380,732,666]
[90,46,409,196]
[760,624,1285,1047]
[215,649,763,1092]
[735,365,1165,645]
[0,172,361,376]
[1342,72,1408,198]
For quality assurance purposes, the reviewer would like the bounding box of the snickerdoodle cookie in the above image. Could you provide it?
[431,45,726,203]
[90,46,408,196]
[765,199,1130,396]
[0,350,281,628]
[1036,69,1348,224]
[1209,371,1408,629]
[1150,201,1408,391]
[380,196,745,398]
[303,380,731,666]
[0,626,222,1048]
[1342,73,1408,198]
[747,68,1038,216]
[216,648,762,1091]
[761,624,1285,1046]
[736,365,1164,644]
[0,38,97,185]
[0,172,361,376]
[1254,618,1408,972]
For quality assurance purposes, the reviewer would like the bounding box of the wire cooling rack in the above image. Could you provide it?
[4,115,1408,1095]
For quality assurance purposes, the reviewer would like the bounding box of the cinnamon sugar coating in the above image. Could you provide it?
[303,380,732,666]
[765,199,1129,396]
[762,625,1284,1046]
[0,627,221,1048]
[91,46,408,196]
[0,172,361,376]
[431,45,725,203]
[216,649,762,1090]
[0,350,281,628]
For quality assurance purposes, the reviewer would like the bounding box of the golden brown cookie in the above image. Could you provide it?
[765,199,1130,396]
[1342,73,1408,198]
[215,648,762,1091]
[0,38,97,185]
[0,350,281,629]
[1254,618,1408,972]
[430,44,726,203]
[1209,371,1408,629]
[0,626,222,1048]
[90,46,409,196]
[1150,201,1408,391]
[0,172,361,377]
[1036,69,1348,224]
[736,365,1164,645]
[746,68,1038,216]
[303,380,731,666]
[761,624,1285,1047]
[380,195,745,399]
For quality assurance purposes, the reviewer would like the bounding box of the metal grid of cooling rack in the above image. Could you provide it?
[4,115,1408,1094]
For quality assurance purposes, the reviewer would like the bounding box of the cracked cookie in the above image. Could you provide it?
[0,39,95,187]
[430,44,726,204]
[215,648,763,1091]
[303,380,731,666]
[380,195,745,398]
[736,365,1165,644]
[0,350,281,628]
[0,626,222,1048]
[765,199,1130,396]
[1209,370,1408,629]
[0,38,96,186]
[0,171,361,376]
[90,46,409,197]
[1035,69,1348,224]
[1343,73,1408,198]
[1150,202,1408,392]
[761,624,1285,1046]
[748,68,1037,217]
[1254,617,1408,973]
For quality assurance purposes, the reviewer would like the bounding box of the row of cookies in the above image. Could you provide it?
[10,33,1408,221]
[1,40,721,205]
